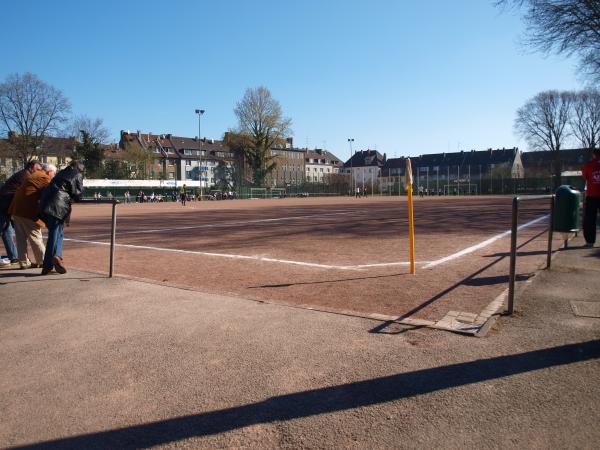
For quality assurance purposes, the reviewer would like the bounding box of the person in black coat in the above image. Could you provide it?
[39,160,84,275]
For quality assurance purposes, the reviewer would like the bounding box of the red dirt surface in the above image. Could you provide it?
[62,196,557,322]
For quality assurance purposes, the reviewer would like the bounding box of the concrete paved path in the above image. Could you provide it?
[1,234,599,449]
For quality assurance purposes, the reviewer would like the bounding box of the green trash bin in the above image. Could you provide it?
[553,185,581,233]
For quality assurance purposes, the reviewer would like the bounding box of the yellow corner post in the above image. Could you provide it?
[405,158,415,274]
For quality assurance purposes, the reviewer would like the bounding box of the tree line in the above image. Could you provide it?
[0,72,291,187]
[515,89,600,188]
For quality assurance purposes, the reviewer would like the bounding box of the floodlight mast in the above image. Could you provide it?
[348,138,354,193]
[195,109,205,199]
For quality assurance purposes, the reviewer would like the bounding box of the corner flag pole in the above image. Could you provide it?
[405,158,415,274]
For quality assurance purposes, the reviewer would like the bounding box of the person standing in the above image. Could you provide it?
[38,160,84,275]
[179,184,187,206]
[0,160,41,268]
[9,163,56,269]
[582,148,600,248]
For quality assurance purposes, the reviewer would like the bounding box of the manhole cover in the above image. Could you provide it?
[570,301,600,318]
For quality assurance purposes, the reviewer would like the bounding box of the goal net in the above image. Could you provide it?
[443,184,478,195]
[250,188,267,199]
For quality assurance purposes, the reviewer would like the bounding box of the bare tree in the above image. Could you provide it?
[496,1,600,84]
[66,115,110,144]
[570,89,600,153]
[233,86,292,187]
[0,72,71,166]
[515,90,573,187]
[122,141,154,180]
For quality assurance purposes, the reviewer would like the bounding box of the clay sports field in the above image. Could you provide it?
[61,195,555,333]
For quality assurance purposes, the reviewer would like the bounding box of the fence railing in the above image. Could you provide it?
[507,194,554,315]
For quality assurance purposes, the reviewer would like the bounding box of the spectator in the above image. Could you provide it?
[179,184,187,206]
[0,160,41,269]
[9,163,56,269]
[582,148,600,248]
[38,160,84,275]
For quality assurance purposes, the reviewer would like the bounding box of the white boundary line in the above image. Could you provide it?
[423,214,549,269]
[65,214,549,271]
[64,238,416,270]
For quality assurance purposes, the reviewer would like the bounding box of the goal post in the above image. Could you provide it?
[249,188,267,199]
[270,188,286,198]
[443,184,478,195]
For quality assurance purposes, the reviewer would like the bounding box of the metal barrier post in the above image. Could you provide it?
[547,195,555,269]
[109,199,117,278]
[507,196,519,315]
[78,198,119,278]
[507,194,554,315]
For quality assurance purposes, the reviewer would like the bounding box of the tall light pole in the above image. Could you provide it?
[195,108,205,199]
[348,138,354,194]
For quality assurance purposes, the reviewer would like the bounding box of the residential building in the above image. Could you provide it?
[0,134,76,180]
[344,149,386,193]
[268,141,306,187]
[304,149,343,183]
[520,148,591,177]
[381,147,523,194]
[118,130,237,188]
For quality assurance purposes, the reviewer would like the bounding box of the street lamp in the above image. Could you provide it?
[348,138,354,194]
[195,108,205,199]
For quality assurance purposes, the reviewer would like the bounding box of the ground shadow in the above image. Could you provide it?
[0,272,105,285]
[370,228,548,333]
[12,340,600,450]
[551,245,600,259]
[368,323,428,335]
[484,250,548,258]
[462,273,533,286]
[247,272,408,289]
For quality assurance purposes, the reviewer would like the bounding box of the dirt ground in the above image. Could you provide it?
[61,195,557,322]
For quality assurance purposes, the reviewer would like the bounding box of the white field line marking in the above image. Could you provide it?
[64,238,430,270]
[423,214,549,269]
[65,213,548,271]
[80,210,355,238]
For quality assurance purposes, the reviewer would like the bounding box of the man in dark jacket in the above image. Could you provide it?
[39,160,84,275]
[0,160,41,268]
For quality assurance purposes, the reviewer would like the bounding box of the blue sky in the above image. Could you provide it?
[1,0,583,160]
